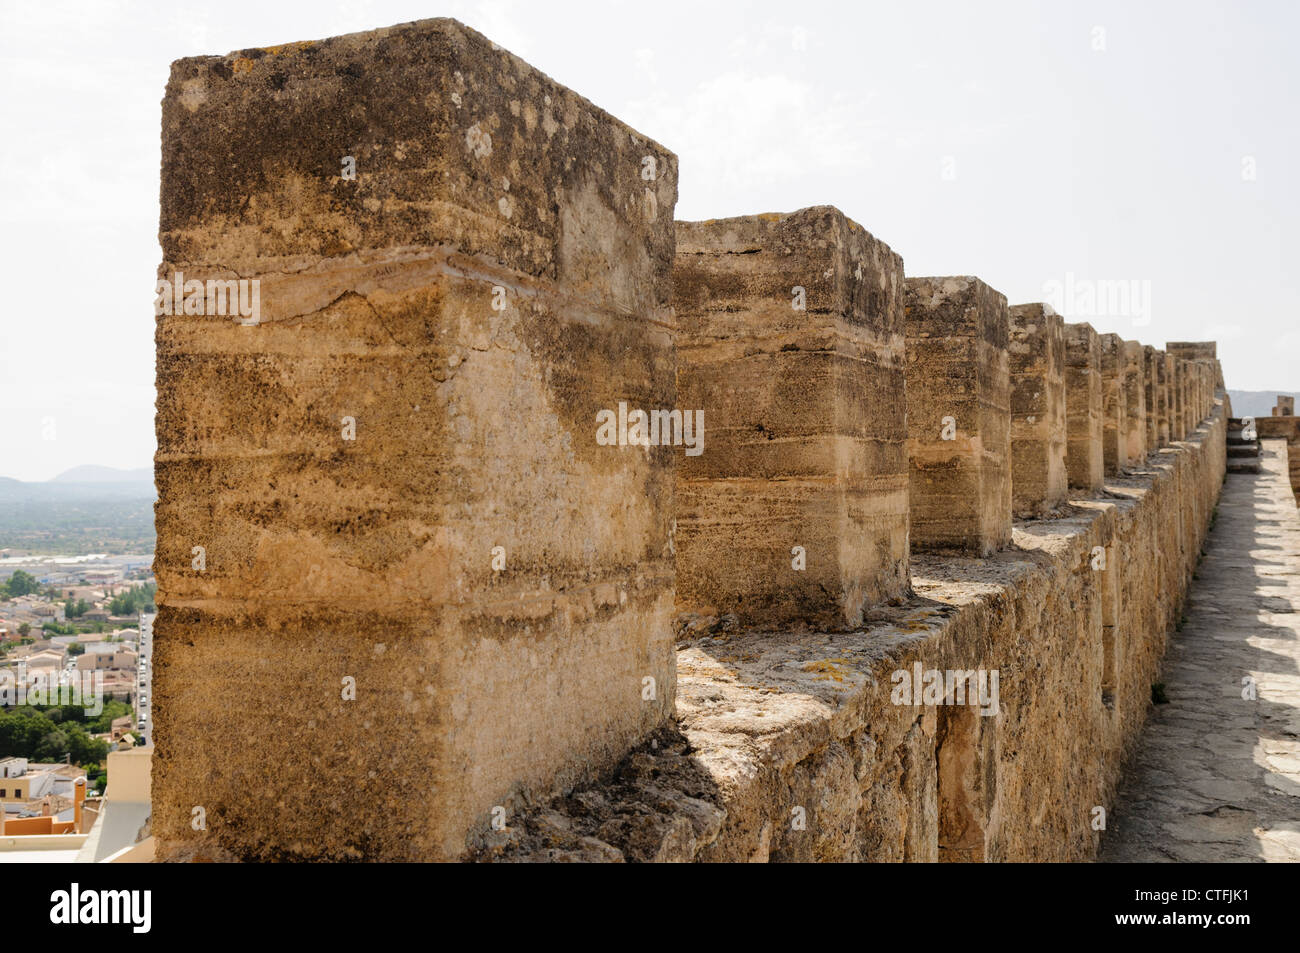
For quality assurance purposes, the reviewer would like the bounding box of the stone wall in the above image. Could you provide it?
[153,18,679,861]
[903,277,1012,554]
[1142,345,1159,450]
[1258,417,1300,506]
[153,19,1232,863]
[486,396,1227,862]
[1064,323,1104,491]
[1008,304,1067,518]
[1099,333,1126,473]
[1154,349,1170,447]
[1123,340,1147,464]
[1165,352,1180,440]
[672,209,909,629]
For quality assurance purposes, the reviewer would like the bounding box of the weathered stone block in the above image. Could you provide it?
[1258,417,1300,506]
[1142,345,1159,451]
[1008,304,1067,517]
[1123,340,1147,463]
[1276,396,1296,417]
[1098,333,1126,473]
[154,18,679,861]
[1064,322,1104,492]
[1191,361,1202,430]
[673,207,909,628]
[904,277,1011,554]
[1182,361,1192,434]
[1169,358,1182,438]
[1173,358,1190,437]
[1153,348,1169,448]
[1165,352,1181,441]
[1194,364,1207,423]
[1168,342,1220,391]
[1196,364,1206,423]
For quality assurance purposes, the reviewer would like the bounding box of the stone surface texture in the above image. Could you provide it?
[149,19,1259,866]
[672,208,909,629]
[1007,304,1067,518]
[1123,340,1147,464]
[1258,417,1300,507]
[1064,323,1104,491]
[1098,333,1126,473]
[903,277,1012,555]
[1154,348,1170,448]
[1166,353,1181,441]
[1142,345,1158,451]
[480,397,1228,862]
[154,18,680,861]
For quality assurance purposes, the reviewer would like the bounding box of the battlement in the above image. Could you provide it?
[152,20,1232,863]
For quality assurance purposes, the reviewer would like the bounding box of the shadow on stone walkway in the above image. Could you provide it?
[1099,438,1300,861]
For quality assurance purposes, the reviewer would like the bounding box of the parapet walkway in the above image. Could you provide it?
[1100,438,1300,861]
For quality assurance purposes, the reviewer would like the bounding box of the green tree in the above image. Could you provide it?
[108,582,156,616]
[87,699,132,735]
[3,570,40,598]
[0,706,110,767]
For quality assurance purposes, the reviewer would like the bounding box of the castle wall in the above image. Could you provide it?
[487,395,1227,862]
[1258,417,1300,506]
[153,18,679,861]
[152,18,1235,864]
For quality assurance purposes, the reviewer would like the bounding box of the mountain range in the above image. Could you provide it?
[48,465,154,484]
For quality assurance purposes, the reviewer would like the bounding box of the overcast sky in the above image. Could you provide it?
[1,0,1296,480]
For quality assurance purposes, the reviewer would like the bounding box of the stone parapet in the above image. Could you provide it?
[1008,304,1068,518]
[1098,333,1126,473]
[1064,323,1104,491]
[154,17,679,861]
[672,208,910,629]
[486,403,1228,861]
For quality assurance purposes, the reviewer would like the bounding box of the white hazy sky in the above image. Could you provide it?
[1,0,1296,480]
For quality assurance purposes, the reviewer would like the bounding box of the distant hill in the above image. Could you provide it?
[0,468,154,555]
[1227,390,1299,419]
[50,465,153,484]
